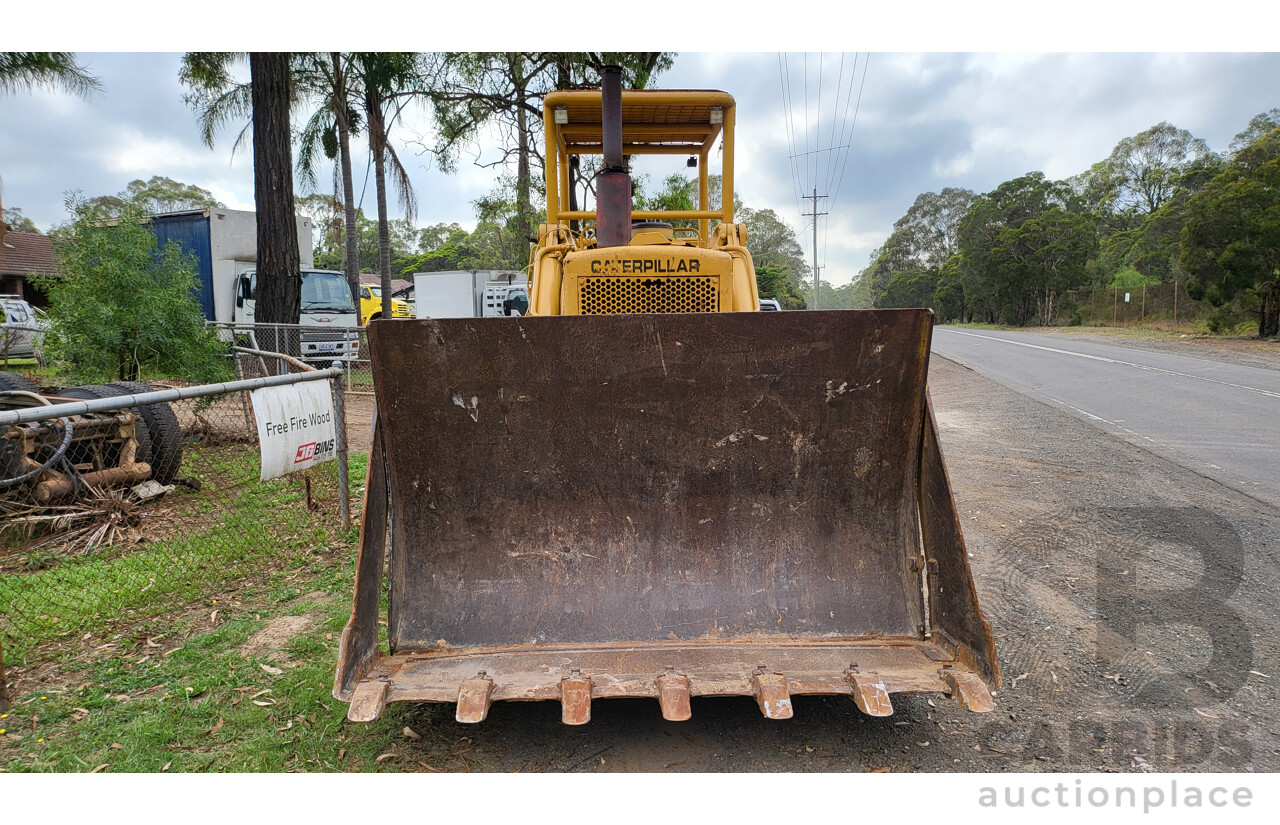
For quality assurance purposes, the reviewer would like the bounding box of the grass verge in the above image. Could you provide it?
[0,445,485,772]
[0,557,474,772]
[2,447,363,667]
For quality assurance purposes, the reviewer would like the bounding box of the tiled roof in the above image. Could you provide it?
[0,231,58,277]
[359,273,412,293]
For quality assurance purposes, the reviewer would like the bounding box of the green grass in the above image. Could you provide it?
[0,445,477,773]
[1,448,365,667]
[0,558,478,773]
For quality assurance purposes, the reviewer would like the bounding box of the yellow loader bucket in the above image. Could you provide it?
[335,309,999,724]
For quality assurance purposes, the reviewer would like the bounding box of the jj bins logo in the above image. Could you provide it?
[294,439,335,464]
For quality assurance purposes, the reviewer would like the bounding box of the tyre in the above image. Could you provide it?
[60,384,154,474]
[108,381,183,484]
[0,370,39,395]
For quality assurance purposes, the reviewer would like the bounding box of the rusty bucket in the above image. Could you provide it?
[335,310,998,723]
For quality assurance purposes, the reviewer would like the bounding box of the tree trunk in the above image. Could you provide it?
[512,55,532,245]
[333,52,361,309]
[556,58,580,234]
[366,86,393,311]
[250,52,302,350]
[1260,281,1280,339]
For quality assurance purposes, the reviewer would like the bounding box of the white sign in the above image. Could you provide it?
[250,380,337,481]
[1124,292,1131,303]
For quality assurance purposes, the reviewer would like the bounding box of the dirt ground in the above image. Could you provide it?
[10,343,1274,773]
[369,354,1280,773]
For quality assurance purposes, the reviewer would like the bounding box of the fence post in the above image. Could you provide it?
[331,360,351,531]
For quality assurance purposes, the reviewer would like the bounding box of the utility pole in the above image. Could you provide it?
[802,188,828,309]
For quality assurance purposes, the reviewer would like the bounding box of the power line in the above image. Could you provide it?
[822,52,856,291]
[823,52,858,196]
[802,53,810,196]
[778,53,805,221]
[822,52,846,196]
[828,53,870,214]
[815,53,823,197]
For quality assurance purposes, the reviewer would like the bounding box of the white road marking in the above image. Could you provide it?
[937,329,1280,399]
[1040,394,1159,447]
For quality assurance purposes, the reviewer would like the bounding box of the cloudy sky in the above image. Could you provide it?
[4,14,1278,286]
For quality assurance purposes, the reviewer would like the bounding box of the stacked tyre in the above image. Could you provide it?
[58,382,183,485]
[0,371,43,483]
[0,370,39,395]
[107,381,183,484]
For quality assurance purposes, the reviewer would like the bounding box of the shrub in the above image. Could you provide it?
[36,198,231,384]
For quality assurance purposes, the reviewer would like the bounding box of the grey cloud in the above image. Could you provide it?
[5,52,1279,285]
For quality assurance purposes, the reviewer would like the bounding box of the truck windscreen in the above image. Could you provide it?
[301,271,354,312]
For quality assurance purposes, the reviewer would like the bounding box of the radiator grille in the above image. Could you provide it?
[578,276,718,314]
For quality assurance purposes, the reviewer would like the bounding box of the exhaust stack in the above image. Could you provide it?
[595,66,631,248]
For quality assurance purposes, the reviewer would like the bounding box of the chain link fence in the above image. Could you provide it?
[208,321,374,397]
[0,322,44,369]
[0,350,368,710]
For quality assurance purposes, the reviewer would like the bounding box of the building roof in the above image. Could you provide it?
[359,273,412,294]
[0,231,58,277]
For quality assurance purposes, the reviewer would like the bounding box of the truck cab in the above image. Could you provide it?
[358,284,412,325]
[235,268,361,361]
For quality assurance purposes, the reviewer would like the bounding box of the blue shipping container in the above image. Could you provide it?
[150,212,215,321]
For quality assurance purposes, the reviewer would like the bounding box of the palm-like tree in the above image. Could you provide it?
[0,52,101,98]
[2,52,102,250]
[295,53,364,303]
[349,53,424,306]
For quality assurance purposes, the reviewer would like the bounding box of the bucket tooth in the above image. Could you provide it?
[455,673,495,724]
[943,669,994,712]
[347,679,390,722]
[751,670,794,720]
[657,671,693,721]
[845,670,894,717]
[561,672,593,725]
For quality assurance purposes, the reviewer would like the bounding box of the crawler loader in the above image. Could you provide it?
[335,68,999,725]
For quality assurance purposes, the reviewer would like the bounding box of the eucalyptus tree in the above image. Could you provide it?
[864,188,976,303]
[1102,122,1215,216]
[1181,126,1280,338]
[180,52,303,328]
[1228,109,1280,159]
[428,52,674,244]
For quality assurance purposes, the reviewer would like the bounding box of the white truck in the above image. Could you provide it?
[149,208,360,361]
[412,270,530,319]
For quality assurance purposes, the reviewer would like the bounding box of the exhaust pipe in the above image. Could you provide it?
[595,66,631,248]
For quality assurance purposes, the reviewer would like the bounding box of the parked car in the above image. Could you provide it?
[0,295,46,360]
[759,298,782,311]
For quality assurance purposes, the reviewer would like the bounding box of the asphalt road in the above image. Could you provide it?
[932,327,1280,510]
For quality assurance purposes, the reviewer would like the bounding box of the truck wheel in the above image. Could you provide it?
[108,381,184,485]
[60,384,154,474]
[368,313,382,322]
[0,371,39,395]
